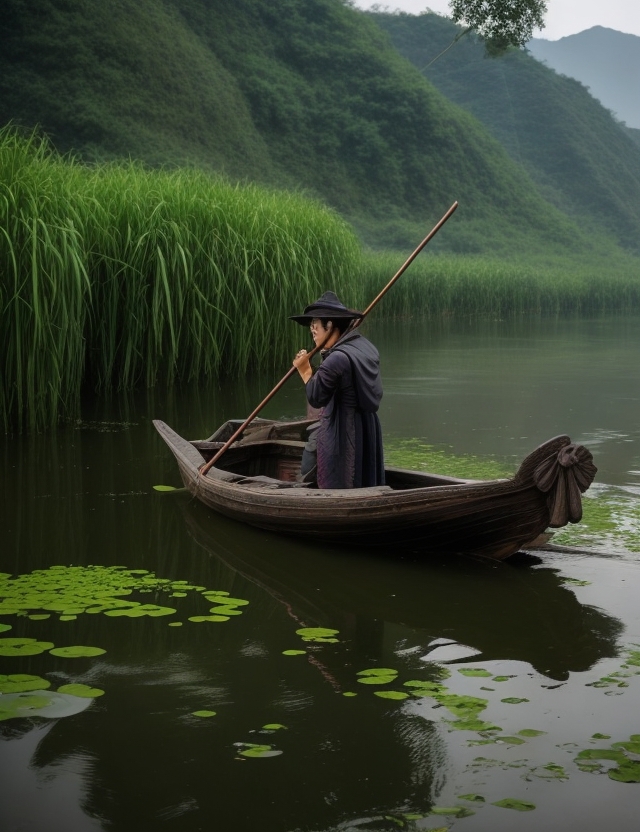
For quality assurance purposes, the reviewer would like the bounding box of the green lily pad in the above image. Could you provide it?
[57,684,105,698]
[343,692,358,697]
[0,690,94,721]
[237,744,282,758]
[208,605,243,616]
[49,645,106,658]
[0,623,12,632]
[357,668,398,684]
[374,690,409,700]
[153,484,181,491]
[192,710,217,717]
[295,627,339,643]
[262,723,287,730]
[609,761,640,783]
[493,798,536,811]
[501,697,529,704]
[0,674,51,694]
[458,794,485,802]
[282,649,306,656]
[0,638,55,656]
[518,729,546,737]
[188,615,230,623]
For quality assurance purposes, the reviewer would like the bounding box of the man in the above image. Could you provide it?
[291,291,384,489]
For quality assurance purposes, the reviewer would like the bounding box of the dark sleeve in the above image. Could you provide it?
[305,351,350,409]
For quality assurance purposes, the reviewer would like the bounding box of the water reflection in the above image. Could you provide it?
[1,313,638,832]
[178,500,622,682]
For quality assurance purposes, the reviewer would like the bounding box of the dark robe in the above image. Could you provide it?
[305,330,384,489]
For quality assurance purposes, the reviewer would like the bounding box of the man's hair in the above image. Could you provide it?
[320,317,353,335]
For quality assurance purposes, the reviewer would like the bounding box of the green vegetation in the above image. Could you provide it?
[2,0,640,431]
[2,0,627,253]
[3,128,640,432]
[0,127,361,431]
[361,248,640,318]
[374,11,640,252]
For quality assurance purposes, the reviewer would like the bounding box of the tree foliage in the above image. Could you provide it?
[450,0,547,53]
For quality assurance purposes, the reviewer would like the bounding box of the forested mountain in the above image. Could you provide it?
[373,12,640,252]
[528,27,640,130]
[1,0,639,255]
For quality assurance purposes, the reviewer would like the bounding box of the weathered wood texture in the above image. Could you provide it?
[153,418,596,561]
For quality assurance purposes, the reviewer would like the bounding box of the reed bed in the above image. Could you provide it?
[2,126,640,433]
[0,127,362,431]
[361,250,640,318]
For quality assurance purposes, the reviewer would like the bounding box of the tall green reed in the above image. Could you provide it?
[1,127,362,431]
[3,125,639,433]
[361,250,640,319]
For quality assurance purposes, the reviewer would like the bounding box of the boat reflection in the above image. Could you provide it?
[179,498,622,682]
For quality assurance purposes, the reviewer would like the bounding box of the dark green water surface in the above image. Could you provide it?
[1,315,639,832]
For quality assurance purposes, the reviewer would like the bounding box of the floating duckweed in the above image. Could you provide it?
[0,565,243,628]
[0,638,55,656]
[430,806,475,818]
[49,645,106,658]
[576,736,640,782]
[458,668,492,677]
[469,735,525,746]
[534,763,567,779]
[492,798,536,811]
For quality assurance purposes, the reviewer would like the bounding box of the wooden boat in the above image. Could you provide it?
[153,417,597,560]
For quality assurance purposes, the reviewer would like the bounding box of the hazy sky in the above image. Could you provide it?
[354,1,640,40]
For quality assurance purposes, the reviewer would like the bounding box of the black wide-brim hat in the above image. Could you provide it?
[289,291,364,326]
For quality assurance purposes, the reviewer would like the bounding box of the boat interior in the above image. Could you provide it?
[191,418,472,490]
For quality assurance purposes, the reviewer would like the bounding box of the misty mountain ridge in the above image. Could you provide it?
[528,26,640,129]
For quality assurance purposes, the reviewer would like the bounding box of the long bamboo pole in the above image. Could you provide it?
[200,201,458,476]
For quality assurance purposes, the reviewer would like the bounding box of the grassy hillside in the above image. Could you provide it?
[0,0,613,256]
[373,11,640,252]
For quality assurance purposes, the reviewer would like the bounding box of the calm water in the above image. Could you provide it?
[1,314,640,832]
